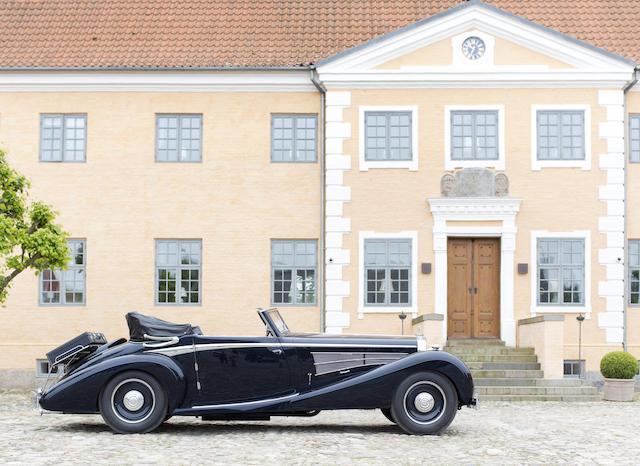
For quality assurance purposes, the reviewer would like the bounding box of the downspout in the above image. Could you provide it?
[622,69,639,352]
[310,68,327,332]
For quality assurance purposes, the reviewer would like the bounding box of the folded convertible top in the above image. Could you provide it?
[125,312,202,340]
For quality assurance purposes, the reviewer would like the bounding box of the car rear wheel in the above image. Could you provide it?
[390,371,458,435]
[99,371,167,434]
[380,408,395,424]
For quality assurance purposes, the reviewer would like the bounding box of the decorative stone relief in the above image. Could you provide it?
[495,173,509,197]
[440,168,509,197]
[440,173,455,197]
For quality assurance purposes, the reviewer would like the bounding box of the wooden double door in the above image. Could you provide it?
[447,238,500,339]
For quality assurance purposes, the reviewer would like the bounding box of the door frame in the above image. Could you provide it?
[429,197,521,346]
[446,237,501,339]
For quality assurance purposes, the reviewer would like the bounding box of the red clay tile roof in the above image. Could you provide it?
[0,0,638,69]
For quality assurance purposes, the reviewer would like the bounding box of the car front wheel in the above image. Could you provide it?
[390,371,458,435]
[99,370,167,434]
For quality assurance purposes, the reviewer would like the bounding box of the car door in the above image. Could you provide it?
[192,335,293,405]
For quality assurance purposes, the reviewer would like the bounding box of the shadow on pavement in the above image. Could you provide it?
[52,421,404,435]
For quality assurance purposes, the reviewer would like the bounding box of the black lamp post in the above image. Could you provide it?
[399,311,407,335]
[576,313,585,379]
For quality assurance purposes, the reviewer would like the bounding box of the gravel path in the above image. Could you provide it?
[0,391,637,465]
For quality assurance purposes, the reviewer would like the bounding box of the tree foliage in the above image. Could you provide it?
[0,149,69,303]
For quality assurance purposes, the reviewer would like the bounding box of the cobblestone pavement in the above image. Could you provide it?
[0,391,637,465]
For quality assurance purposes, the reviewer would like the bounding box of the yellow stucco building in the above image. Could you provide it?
[0,0,638,392]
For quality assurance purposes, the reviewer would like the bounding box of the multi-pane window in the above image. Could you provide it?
[40,239,86,305]
[537,238,585,306]
[364,111,412,161]
[156,240,201,305]
[630,115,640,163]
[536,110,585,160]
[364,239,412,306]
[40,114,87,162]
[156,114,202,162]
[563,360,584,378]
[271,240,317,305]
[271,115,317,162]
[450,110,499,160]
[629,240,640,305]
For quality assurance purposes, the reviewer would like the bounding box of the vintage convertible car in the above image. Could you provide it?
[38,308,476,435]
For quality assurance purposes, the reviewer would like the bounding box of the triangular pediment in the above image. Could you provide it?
[316,1,633,85]
[373,32,575,70]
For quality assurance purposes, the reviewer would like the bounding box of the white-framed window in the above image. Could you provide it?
[271,240,317,305]
[359,106,418,171]
[155,114,202,162]
[39,239,86,306]
[530,231,591,314]
[40,114,87,162]
[444,105,505,170]
[358,231,418,316]
[531,105,591,170]
[271,114,317,162]
[629,240,640,305]
[630,115,640,163]
[36,359,62,377]
[155,239,201,305]
[563,359,585,378]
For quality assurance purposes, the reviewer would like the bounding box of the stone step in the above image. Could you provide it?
[466,362,541,370]
[446,339,505,347]
[476,386,599,396]
[454,354,539,363]
[471,369,544,378]
[479,394,601,402]
[475,378,585,387]
[446,347,535,355]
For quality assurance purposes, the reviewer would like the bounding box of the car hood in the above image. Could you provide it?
[286,332,417,341]
[281,333,420,350]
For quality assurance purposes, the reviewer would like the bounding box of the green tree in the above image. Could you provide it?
[0,149,69,303]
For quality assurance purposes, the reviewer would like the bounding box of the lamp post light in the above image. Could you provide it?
[576,313,585,379]
[399,311,407,335]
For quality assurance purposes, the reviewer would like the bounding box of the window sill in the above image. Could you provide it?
[445,158,505,171]
[532,306,591,315]
[270,304,319,308]
[358,306,418,319]
[360,159,418,171]
[532,159,591,171]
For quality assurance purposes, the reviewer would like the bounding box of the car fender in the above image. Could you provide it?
[39,353,187,415]
[288,350,474,412]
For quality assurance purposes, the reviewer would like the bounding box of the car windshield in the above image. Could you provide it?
[266,309,290,335]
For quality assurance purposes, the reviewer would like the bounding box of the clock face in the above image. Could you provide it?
[462,36,486,60]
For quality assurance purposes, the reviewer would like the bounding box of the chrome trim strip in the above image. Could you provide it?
[315,361,394,376]
[142,335,180,349]
[314,357,403,366]
[148,341,417,357]
[190,393,298,410]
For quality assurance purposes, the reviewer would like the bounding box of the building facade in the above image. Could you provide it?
[0,0,639,384]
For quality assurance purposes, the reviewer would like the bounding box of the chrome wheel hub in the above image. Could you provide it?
[414,392,435,413]
[122,390,145,411]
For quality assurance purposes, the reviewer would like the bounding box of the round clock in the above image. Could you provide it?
[461,36,486,60]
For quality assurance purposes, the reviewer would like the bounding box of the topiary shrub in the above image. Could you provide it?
[600,351,639,379]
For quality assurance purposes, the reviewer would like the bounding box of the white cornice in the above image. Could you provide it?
[428,197,522,219]
[0,71,317,92]
[319,70,632,89]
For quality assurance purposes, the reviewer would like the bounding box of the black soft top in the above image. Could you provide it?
[125,312,202,340]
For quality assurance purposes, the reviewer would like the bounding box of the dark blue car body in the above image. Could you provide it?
[39,309,475,432]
